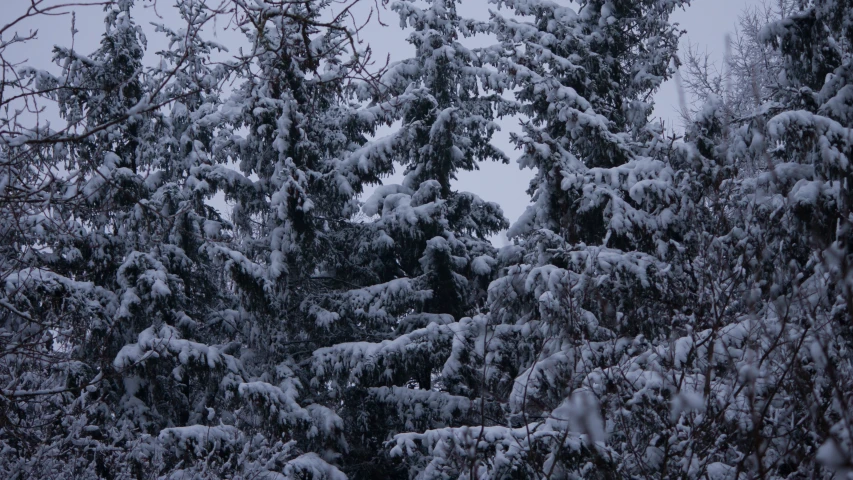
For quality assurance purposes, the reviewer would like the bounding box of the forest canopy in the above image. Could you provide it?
[2,0,853,478]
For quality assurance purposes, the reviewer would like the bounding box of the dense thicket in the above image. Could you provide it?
[2,0,853,478]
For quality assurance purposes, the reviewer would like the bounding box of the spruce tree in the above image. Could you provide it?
[0,0,351,476]
[199,0,388,474]
[670,0,853,475]
[389,0,690,477]
[308,0,510,476]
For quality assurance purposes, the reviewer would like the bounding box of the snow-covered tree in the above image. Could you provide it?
[387,0,695,477]
[343,0,510,318]
[306,0,513,475]
[0,0,356,476]
[193,0,394,474]
[665,0,853,475]
[679,0,797,126]
[0,2,170,475]
[684,0,853,475]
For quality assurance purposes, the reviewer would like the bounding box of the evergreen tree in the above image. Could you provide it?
[389,0,691,477]
[308,0,510,476]
[198,0,388,474]
[669,0,853,476]
[0,2,172,475]
[0,1,351,476]
[348,0,510,317]
[631,0,853,476]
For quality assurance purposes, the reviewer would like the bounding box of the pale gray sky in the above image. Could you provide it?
[7,0,758,242]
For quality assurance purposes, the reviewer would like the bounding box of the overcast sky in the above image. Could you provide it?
[8,0,759,243]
